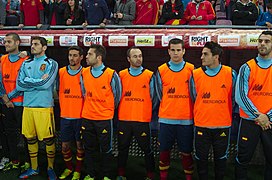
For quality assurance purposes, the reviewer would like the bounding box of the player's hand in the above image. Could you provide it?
[18,24,24,29]
[2,94,9,104]
[66,19,72,25]
[8,9,16,14]
[116,13,123,19]
[36,24,42,29]
[99,22,106,27]
[5,101,14,108]
[196,16,203,20]
[19,51,28,58]
[191,15,196,20]
[254,112,272,130]
[266,22,272,29]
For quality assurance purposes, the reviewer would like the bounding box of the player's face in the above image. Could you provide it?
[168,43,185,63]
[258,34,272,57]
[128,49,143,68]
[86,48,98,66]
[4,36,19,53]
[201,47,217,67]
[68,49,83,66]
[31,39,45,56]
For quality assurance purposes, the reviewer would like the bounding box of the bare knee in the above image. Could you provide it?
[61,142,71,152]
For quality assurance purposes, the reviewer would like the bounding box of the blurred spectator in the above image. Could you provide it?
[19,0,44,28]
[252,0,258,5]
[43,0,66,25]
[207,0,216,24]
[256,0,265,13]
[184,0,215,25]
[265,0,271,10]
[256,2,272,28]
[208,0,216,10]
[157,0,164,17]
[113,0,136,25]
[82,0,110,26]
[133,0,159,25]
[226,0,236,20]
[158,0,186,25]
[106,0,115,14]
[253,0,268,12]
[0,0,6,26]
[232,0,258,25]
[64,0,85,25]
[5,0,20,26]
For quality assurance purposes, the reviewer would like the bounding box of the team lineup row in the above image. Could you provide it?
[0,31,271,180]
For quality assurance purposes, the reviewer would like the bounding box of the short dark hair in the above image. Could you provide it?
[127,46,141,58]
[259,30,272,38]
[204,41,223,59]
[68,46,83,56]
[89,44,106,61]
[5,32,20,42]
[31,36,47,46]
[168,38,184,49]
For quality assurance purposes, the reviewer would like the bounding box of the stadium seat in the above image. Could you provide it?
[216,12,227,19]
[215,4,221,12]
[216,19,232,25]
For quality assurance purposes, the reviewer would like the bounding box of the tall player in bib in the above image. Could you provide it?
[155,38,194,180]
[81,44,122,180]
[117,47,156,180]
[190,41,237,180]
[235,31,272,180]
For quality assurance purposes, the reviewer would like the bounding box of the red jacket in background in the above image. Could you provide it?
[184,0,215,25]
[133,0,159,25]
[20,0,44,25]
